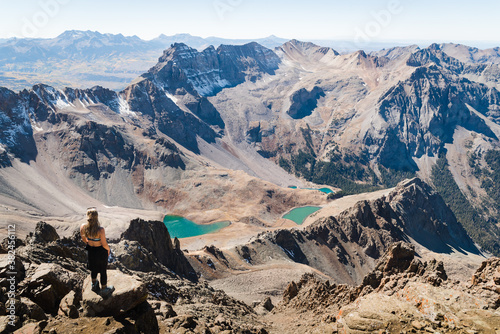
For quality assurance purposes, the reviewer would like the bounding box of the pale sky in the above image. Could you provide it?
[0,0,499,47]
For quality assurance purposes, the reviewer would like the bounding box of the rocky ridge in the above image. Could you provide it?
[1,218,499,333]
[271,241,500,333]
[0,219,269,334]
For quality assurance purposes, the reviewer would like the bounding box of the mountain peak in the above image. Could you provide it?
[286,39,321,49]
[280,39,339,59]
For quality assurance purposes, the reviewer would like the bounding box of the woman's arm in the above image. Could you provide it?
[100,227,110,256]
[80,224,88,244]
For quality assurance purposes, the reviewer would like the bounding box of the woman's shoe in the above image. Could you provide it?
[91,281,100,293]
[99,285,115,298]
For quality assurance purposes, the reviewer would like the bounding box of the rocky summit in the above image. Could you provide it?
[1,36,500,333]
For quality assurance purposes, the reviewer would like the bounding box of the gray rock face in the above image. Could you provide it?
[153,42,281,97]
[121,77,221,153]
[385,178,477,253]
[0,87,37,163]
[370,60,499,170]
[81,270,148,317]
[112,240,165,273]
[120,218,197,281]
[406,44,464,73]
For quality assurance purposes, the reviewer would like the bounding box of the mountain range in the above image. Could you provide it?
[4,30,499,92]
[1,36,500,254]
[2,33,500,332]
[0,30,289,91]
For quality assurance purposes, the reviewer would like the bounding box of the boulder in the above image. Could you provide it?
[119,301,159,334]
[253,297,274,315]
[0,237,24,254]
[27,263,78,314]
[28,263,78,314]
[58,290,79,318]
[0,254,25,284]
[12,321,43,334]
[18,297,47,322]
[81,270,148,317]
[375,242,415,274]
[150,301,177,319]
[30,222,60,244]
[0,315,19,333]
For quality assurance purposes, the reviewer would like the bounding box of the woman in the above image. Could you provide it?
[80,207,114,297]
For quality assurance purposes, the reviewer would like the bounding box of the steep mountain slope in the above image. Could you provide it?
[438,42,500,64]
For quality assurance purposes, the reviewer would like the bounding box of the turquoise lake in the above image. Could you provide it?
[163,215,230,239]
[282,206,321,225]
[289,186,333,194]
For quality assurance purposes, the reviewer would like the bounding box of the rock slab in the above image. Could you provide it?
[81,270,148,317]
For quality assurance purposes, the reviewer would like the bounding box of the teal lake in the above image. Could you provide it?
[282,206,321,225]
[289,186,333,194]
[163,215,230,238]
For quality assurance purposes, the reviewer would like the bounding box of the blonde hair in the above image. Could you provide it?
[85,208,100,238]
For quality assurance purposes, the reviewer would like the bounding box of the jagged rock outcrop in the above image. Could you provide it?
[29,221,60,244]
[120,218,197,281]
[470,257,500,309]
[272,241,500,333]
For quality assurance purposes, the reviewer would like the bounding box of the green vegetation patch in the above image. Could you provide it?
[431,155,500,255]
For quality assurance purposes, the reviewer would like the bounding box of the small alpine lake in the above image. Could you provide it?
[163,215,230,239]
[289,186,333,194]
[282,206,322,225]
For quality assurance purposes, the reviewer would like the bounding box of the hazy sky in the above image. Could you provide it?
[1,0,499,47]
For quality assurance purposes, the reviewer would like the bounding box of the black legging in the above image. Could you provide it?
[87,245,108,286]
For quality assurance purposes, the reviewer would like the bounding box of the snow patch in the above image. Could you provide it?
[192,77,231,96]
[55,97,71,109]
[278,246,295,259]
[0,104,32,148]
[31,120,43,132]
[117,96,137,117]
[165,92,178,104]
